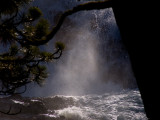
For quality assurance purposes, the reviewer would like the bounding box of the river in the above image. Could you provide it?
[0,89,147,120]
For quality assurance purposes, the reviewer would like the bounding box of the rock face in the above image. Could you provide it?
[112,1,159,119]
[40,96,77,110]
[0,95,76,120]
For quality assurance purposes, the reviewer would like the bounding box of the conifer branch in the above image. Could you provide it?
[23,0,112,46]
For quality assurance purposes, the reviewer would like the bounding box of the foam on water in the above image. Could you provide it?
[54,89,147,120]
[0,90,147,120]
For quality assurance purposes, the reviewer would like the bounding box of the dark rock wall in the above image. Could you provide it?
[112,0,159,119]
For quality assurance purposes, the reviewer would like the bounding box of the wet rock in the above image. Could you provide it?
[22,100,47,114]
[39,96,76,110]
[0,95,78,120]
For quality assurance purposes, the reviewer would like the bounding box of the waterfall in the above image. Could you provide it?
[0,1,147,120]
[23,0,137,97]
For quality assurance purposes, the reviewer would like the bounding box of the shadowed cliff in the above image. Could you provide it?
[112,0,159,119]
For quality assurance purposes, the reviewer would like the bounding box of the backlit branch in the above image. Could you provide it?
[0,43,63,95]
[23,0,113,46]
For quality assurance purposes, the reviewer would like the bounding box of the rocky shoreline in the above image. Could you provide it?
[0,95,77,120]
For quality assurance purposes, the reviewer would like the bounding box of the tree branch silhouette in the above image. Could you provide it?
[23,0,112,46]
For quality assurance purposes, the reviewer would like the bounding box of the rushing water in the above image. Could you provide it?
[55,89,147,120]
[0,89,147,120]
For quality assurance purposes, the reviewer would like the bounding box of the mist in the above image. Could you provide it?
[22,0,137,97]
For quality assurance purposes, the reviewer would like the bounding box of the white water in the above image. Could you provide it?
[54,89,147,120]
[0,89,147,120]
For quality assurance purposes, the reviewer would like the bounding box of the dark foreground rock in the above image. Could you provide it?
[0,95,76,120]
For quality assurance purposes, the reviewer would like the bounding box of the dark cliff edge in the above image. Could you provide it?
[112,0,159,119]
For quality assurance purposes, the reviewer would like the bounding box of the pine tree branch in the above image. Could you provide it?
[23,0,112,46]
[1,8,18,26]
